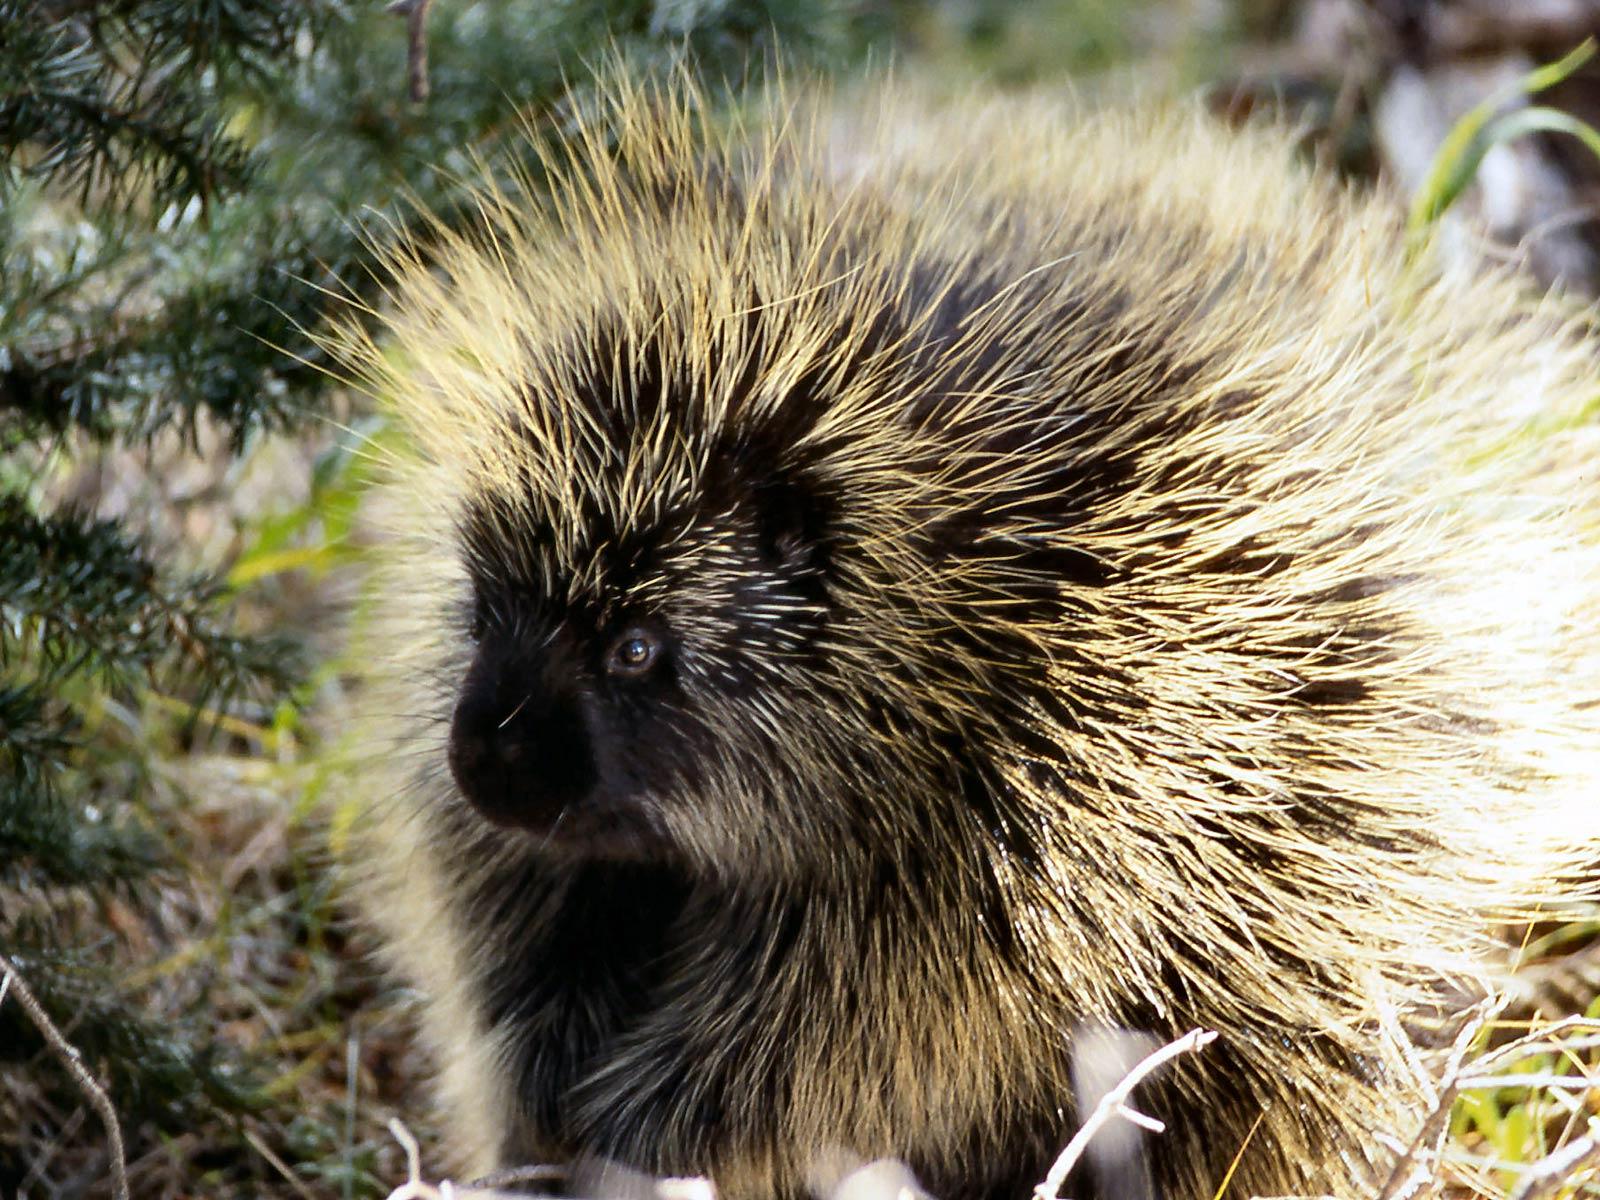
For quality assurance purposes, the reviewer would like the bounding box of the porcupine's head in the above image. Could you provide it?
[348,80,1093,881]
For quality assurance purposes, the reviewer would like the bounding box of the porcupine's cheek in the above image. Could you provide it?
[446,642,598,832]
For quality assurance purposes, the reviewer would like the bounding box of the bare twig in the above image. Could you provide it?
[1455,1070,1600,1089]
[467,1163,568,1189]
[383,1119,428,1200]
[1373,997,1502,1200]
[386,0,434,104]
[1509,1135,1600,1200]
[382,1117,468,1200]
[1473,1016,1600,1069]
[1034,1028,1218,1200]
[391,1119,420,1179]
[1369,999,1600,1200]
[0,951,129,1200]
[383,1119,564,1200]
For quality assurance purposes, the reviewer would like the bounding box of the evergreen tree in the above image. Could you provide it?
[1,1,879,1194]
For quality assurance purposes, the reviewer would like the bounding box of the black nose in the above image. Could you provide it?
[447,646,597,831]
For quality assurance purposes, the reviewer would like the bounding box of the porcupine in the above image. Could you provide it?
[332,71,1600,1200]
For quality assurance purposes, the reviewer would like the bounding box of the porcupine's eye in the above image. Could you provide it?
[606,628,660,678]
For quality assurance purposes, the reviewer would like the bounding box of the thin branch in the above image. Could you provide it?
[381,1118,449,1200]
[1509,1135,1600,1200]
[1455,1071,1600,1089]
[1474,1016,1600,1069]
[1375,995,1507,1200]
[385,0,434,103]
[467,1163,569,1190]
[0,951,129,1200]
[1034,1028,1218,1200]
[382,1119,559,1200]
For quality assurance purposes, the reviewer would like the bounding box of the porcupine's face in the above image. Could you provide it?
[421,151,1068,871]
[441,354,848,865]
[428,259,1087,871]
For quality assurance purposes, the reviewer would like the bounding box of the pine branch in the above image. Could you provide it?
[0,5,249,211]
[0,496,303,701]
[0,225,359,445]
[0,0,342,213]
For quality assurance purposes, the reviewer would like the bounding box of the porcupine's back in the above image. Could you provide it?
[337,73,1600,1200]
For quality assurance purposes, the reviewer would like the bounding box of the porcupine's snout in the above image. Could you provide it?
[447,638,597,832]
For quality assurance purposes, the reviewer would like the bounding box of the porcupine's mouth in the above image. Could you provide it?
[501,795,673,860]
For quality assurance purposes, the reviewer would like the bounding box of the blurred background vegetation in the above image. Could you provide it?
[5,1,1600,1197]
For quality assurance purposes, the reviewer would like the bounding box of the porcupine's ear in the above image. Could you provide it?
[752,473,832,597]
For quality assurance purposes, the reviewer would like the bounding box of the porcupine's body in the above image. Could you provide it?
[338,74,1600,1200]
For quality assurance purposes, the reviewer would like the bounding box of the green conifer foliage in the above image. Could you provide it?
[1,1,877,1194]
